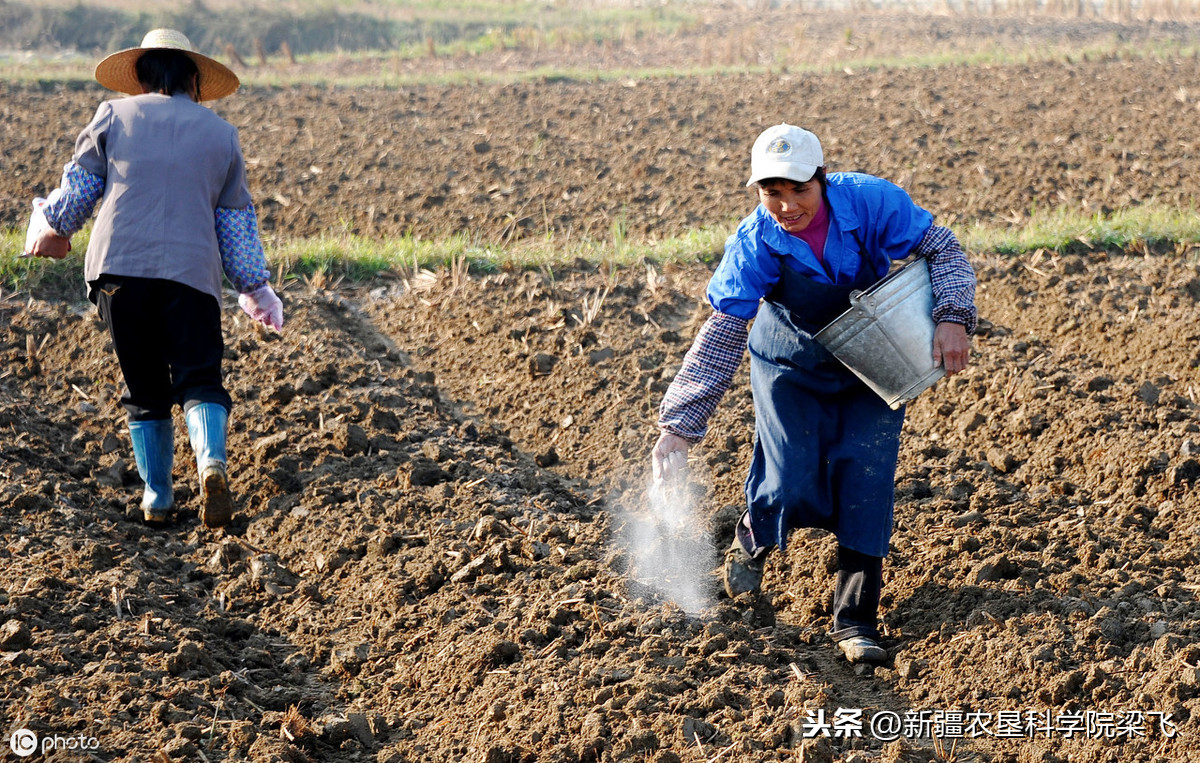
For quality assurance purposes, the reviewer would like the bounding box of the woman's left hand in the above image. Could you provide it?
[238,283,284,331]
[933,321,970,376]
[29,229,71,259]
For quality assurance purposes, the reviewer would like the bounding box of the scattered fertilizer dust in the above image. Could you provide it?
[619,471,719,616]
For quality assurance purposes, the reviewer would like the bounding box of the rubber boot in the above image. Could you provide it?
[128,418,174,522]
[186,403,235,528]
[722,511,769,598]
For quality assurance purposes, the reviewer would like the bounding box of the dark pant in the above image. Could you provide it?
[829,545,883,642]
[92,275,231,421]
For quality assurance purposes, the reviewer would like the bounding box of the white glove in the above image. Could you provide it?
[238,283,284,331]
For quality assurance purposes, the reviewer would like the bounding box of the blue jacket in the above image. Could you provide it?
[707,172,934,320]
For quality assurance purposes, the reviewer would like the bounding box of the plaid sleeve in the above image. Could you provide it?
[215,204,271,294]
[658,310,749,443]
[914,224,978,334]
[41,162,104,237]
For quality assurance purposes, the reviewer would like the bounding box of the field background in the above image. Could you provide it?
[2,3,1200,763]
[5,0,1200,284]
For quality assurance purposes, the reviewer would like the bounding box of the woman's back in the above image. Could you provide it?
[78,92,251,299]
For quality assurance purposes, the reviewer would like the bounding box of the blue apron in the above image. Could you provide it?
[744,250,906,558]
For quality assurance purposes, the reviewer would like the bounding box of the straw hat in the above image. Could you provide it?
[94,29,240,102]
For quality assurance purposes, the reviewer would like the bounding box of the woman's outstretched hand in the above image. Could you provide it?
[652,432,691,482]
[238,283,284,331]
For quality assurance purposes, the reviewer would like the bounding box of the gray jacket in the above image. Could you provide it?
[74,93,252,302]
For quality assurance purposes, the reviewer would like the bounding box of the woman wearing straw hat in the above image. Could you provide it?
[25,29,283,528]
[651,124,977,665]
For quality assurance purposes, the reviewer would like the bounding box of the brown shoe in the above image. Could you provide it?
[199,463,235,528]
[723,538,765,598]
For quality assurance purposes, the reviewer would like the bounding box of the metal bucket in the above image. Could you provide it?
[813,257,944,409]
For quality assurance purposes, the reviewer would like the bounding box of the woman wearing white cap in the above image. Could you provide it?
[25,29,283,528]
[651,124,976,664]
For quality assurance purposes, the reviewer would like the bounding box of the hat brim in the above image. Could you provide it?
[746,161,818,187]
[95,46,240,101]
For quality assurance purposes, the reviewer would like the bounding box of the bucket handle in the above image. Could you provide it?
[848,289,877,317]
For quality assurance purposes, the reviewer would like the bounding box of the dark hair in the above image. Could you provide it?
[136,49,200,100]
[751,168,828,192]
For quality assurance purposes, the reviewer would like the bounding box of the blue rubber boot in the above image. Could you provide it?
[186,403,235,528]
[128,418,174,522]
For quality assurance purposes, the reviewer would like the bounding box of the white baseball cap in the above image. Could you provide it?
[746,123,824,187]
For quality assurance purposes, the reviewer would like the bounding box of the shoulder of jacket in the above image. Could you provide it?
[180,99,238,132]
[827,171,894,190]
[92,98,116,117]
[728,208,771,244]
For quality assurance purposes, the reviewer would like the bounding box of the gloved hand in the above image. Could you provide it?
[238,283,284,331]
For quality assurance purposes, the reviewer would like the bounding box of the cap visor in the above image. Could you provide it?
[746,162,818,187]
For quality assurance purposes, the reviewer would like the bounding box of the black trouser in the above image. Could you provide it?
[829,545,884,642]
[92,275,231,421]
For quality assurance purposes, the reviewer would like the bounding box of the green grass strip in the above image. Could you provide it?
[961,204,1200,255]
[266,223,731,285]
[4,203,1199,298]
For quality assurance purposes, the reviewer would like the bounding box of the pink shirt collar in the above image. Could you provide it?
[789,197,830,263]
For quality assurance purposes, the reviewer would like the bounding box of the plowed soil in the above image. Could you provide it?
[3,11,1200,763]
